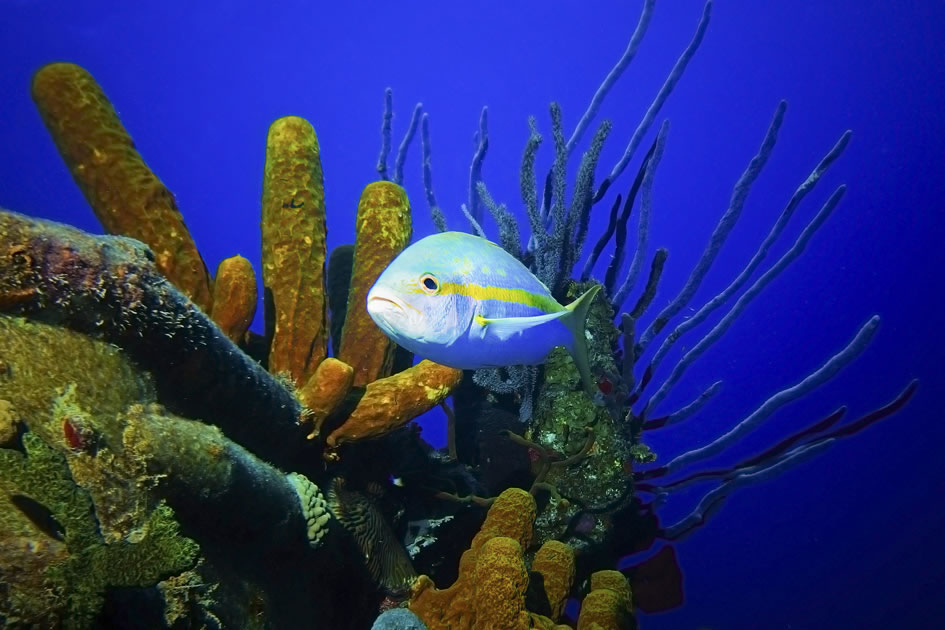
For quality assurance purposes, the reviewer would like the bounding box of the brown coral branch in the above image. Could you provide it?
[431,490,495,508]
[500,428,596,497]
[629,247,667,320]
[440,399,458,461]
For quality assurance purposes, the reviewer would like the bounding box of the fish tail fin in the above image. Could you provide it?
[561,284,602,398]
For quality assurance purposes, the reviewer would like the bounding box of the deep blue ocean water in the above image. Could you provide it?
[2,1,942,628]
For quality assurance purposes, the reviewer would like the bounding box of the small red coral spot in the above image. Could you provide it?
[598,377,613,395]
[527,446,542,464]
[62,418,84,451]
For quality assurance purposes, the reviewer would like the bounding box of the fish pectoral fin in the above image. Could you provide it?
[474,311,568,341]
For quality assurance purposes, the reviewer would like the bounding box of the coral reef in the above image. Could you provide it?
[0,59,465,627]
[1,2,919,625]
[25,64,460,466]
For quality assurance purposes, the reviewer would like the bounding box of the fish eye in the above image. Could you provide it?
[420,273,439,294]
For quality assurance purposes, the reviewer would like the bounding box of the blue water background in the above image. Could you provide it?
[2,1,943,628]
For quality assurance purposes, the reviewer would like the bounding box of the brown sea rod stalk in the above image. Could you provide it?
[31,63,213,312]
[0,208,306,467]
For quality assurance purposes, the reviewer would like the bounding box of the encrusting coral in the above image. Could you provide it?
[526,281,636,548]
[0,209,306,467]
[0,313,378,626]
[0,430,199,628]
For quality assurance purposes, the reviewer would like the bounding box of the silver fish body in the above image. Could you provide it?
[367,231,599,394]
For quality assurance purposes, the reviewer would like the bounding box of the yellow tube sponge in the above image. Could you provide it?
[472,537,531,630]
[338,181,412,386]
[576,570,633,630]
[298,357,355,439]
[532,540,576,622]
[324,360,461,449]
[261,116,328,386]
[31,63,212,312]
[210,255,257,344]
[409,489,539,629]
[471,487,536,551]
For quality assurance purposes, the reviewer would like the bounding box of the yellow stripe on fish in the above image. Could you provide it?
[413,281,563,314]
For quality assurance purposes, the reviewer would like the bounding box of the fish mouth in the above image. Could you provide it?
[368,295,404,311]
[368,295,403,310]
[366,288,407,316]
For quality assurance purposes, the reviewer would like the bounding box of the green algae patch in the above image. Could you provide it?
[0,431,198,628]
[0,315,155,448]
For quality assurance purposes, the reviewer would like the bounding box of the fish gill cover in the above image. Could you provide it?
[0,1,942,629]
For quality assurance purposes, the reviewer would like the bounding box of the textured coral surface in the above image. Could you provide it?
[261,116,329,386]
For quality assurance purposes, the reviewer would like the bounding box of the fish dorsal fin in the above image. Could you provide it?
[559,284,602,398]
[473,311,568,341]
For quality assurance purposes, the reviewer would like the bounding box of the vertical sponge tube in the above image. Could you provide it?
[261,116,328,386]
[31,63,212,312]
[338,181,412,386]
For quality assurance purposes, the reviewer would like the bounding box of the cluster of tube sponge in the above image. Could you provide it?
[28,62,463,459]
[408,488,633,629]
